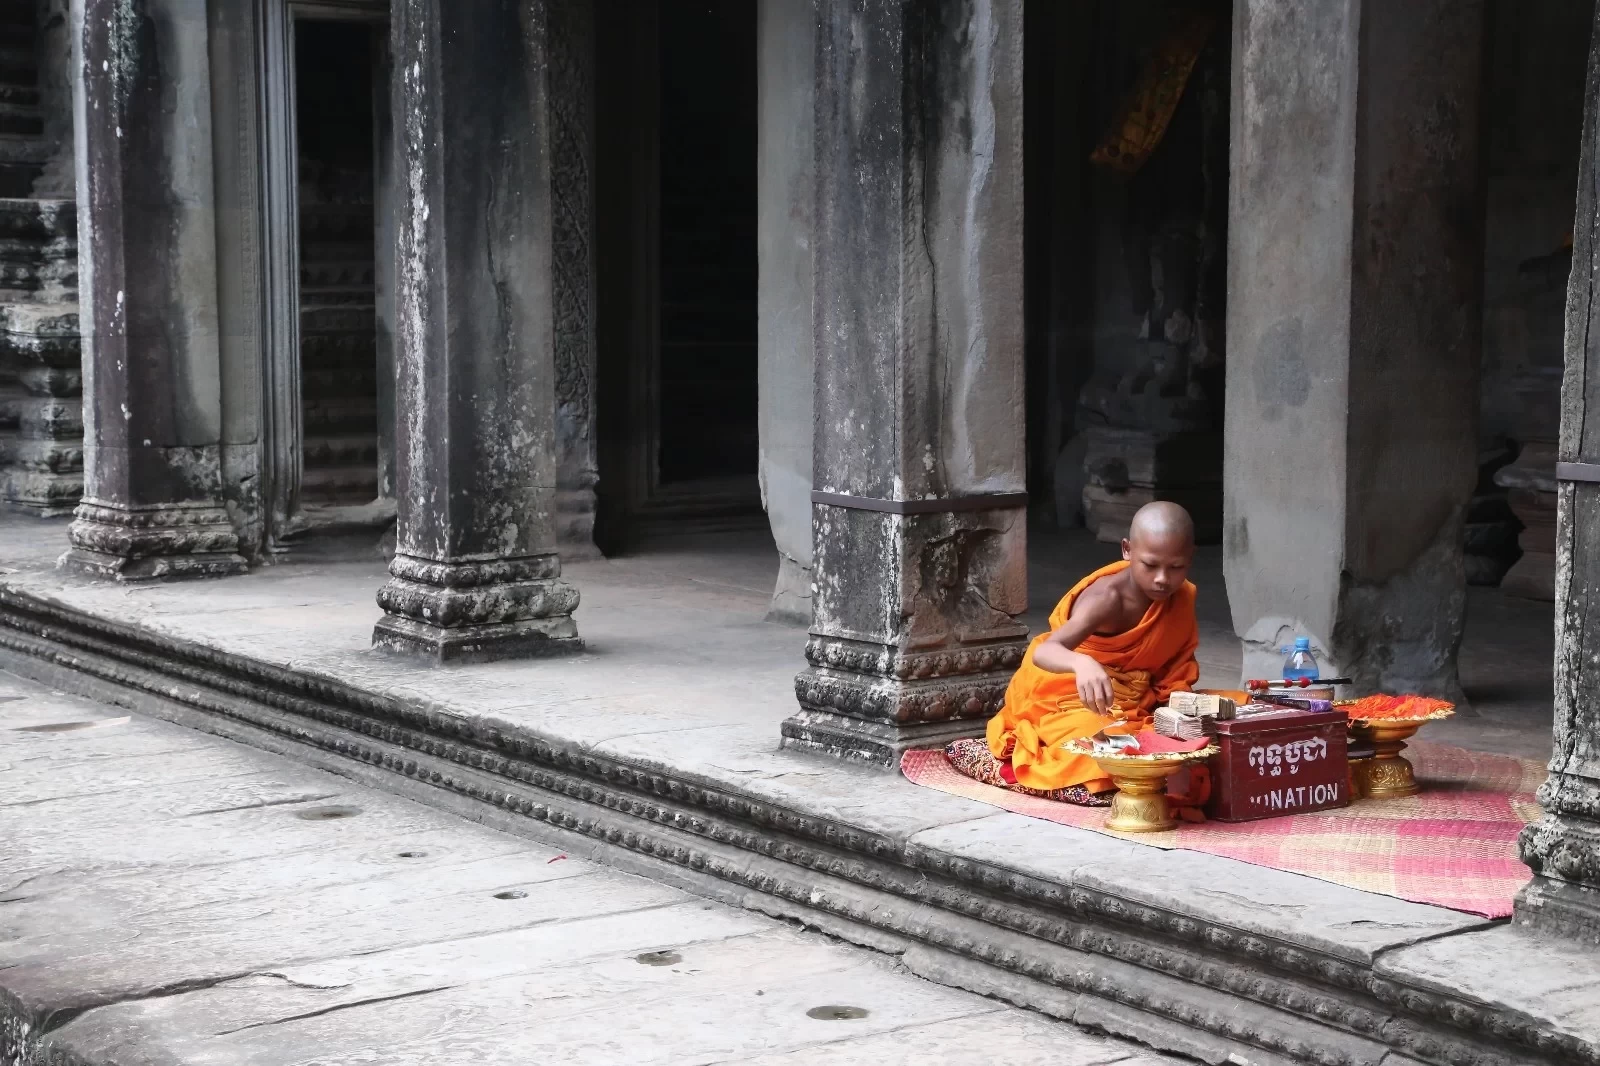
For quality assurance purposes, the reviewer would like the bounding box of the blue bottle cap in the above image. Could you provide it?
[1294,637,1311,650]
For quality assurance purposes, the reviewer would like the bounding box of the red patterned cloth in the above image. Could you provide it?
[944,738,1113,807]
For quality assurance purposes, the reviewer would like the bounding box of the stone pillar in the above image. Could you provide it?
[784,0,1029,766]
[372,22,397,507]
[756,0,815,624]
[59,0,246,581]
[207,0,269,558]
[372,0,580,663]
[548,0,599,560]
[1225,0,1484,695]
[1517,0,1600,944]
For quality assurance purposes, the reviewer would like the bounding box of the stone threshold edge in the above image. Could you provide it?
[0,584,1578,1066]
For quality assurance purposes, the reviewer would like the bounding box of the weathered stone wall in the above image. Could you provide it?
[1225,0,1485,695]
[756,0,813,624]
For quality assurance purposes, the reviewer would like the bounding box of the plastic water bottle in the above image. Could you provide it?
[1281,637,1319,681]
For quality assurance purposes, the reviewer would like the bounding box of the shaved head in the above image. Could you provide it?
[1121,502,1195,602]
[1128,501,1196,549]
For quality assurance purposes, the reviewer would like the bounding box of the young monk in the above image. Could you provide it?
[946,501,1200,805]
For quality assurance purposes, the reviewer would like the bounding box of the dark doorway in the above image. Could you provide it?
[1024,1,1231,546]
[294,20,380,509]
[594,0,762,552]
[656,4,759,485]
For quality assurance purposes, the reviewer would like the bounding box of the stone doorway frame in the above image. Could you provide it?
[256,0,394,551]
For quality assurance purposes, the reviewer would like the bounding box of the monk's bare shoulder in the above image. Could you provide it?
[1065,575,1121,630]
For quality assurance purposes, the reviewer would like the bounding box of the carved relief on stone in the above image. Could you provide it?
[547,0,598,551]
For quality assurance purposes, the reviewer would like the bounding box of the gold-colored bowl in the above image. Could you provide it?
[1066,740,1218,833]
[1342,707,1455,799]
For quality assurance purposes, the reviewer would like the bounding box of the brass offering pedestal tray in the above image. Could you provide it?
[1340,704,1455,800]
[1069,741,1218,833]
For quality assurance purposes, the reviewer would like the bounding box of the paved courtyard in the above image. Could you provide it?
[0,668,1183,1066]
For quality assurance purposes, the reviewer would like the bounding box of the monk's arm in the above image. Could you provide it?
[1031,592,1117,714]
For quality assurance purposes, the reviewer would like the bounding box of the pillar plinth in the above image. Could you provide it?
[373,554,579,662]
[785,0,1028,767]
[60,0,245,582]
[1515,0,1600,944]
[373,0,580,664]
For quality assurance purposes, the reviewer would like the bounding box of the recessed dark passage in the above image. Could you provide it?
[294,19,380,508]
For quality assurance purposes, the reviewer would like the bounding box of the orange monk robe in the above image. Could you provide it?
[986,560,1200,793]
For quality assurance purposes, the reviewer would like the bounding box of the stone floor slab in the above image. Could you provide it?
[0,668,1182,1066]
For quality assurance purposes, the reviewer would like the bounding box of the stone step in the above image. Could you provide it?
[1,465,80,514]
[302,397,376,435]
[300,334,376,371]
[300,462,378,501]
[0,133,48,167]
[0,234,76,261]
[300,263,375,288]
[300,303,375,333]
[6,433,82,473]
[13,393,80,437]
[0,259,74,295]
[299,287,375,310]
[298,207,373,242]
[0,160,40,198]
[0,100,42,137]
[0,378,19,426]
[0,83,39,107]
[300,240,375,261]
[0,58,36,83]
[302,432,378,467]
[12,363,78,397]
[0,197,72,239]
[301,363,377,394]
[0,592,1588,1066]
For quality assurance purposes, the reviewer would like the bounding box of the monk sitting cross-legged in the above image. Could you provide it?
[945,502,1200,806]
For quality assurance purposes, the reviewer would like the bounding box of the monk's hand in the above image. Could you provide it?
[1073,657,1115,716]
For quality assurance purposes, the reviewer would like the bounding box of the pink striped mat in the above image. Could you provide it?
[900,741,1545,918]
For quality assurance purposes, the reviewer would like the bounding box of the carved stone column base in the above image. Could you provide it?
[1516,874,1600,944]
[372,553,582,664]
[1517,801,1600,943]
[780,709,988,768]
[372,614,582,664]
[785,662,1016,768]
[57,499,247,582]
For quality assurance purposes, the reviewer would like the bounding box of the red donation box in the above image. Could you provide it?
[1205,709,1350,822]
